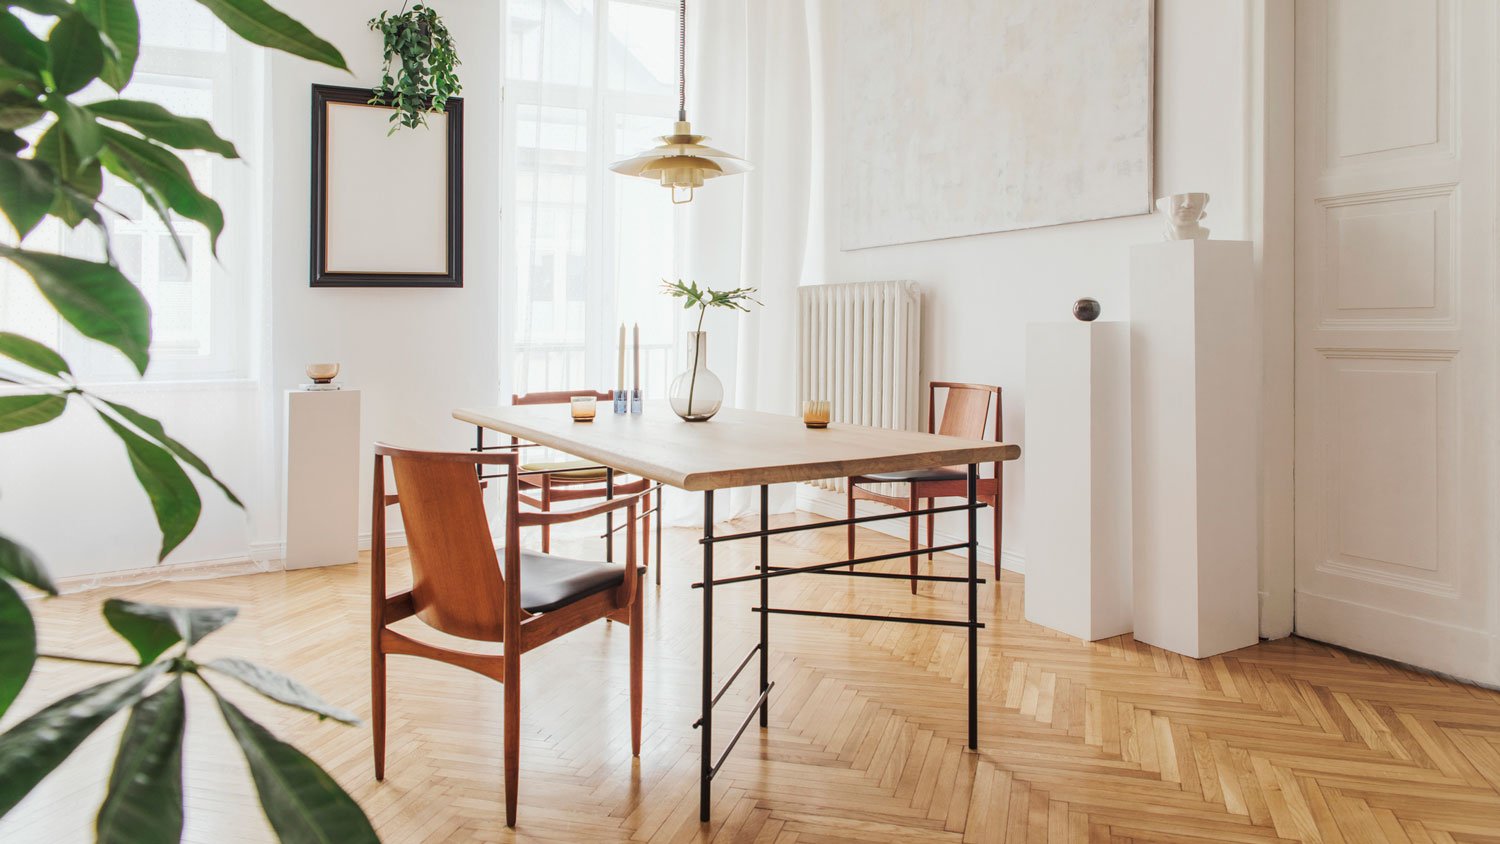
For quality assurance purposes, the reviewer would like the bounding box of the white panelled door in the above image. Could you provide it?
[1294,0,1497,684]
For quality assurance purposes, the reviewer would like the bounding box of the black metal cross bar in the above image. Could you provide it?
[691,541,970,589]
[692,643,761,728]
[765,565,986,585]
[751,606,984,629]
[702,501,980,544]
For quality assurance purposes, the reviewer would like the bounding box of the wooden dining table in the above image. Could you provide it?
[454,403,1020,822]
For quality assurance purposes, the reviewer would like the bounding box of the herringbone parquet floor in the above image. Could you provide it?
[3,514,1500,843]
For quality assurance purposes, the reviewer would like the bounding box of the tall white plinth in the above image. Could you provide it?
[1024,320,1132,641]
[1130,240,1258,658]
[284,389,360,569]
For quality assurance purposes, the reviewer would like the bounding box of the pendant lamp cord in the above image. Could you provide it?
[678,0,687,121]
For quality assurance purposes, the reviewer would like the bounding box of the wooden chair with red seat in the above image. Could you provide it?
[846,381,1004,592]
[510,389,665,583]
[370,443,648,827]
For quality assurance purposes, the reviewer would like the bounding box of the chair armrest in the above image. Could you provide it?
[515,488,651,527]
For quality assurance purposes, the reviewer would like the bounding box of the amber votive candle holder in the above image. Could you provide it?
[802,400,831,429]
[570,396,597,422]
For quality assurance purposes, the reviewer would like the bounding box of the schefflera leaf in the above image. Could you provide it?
[103,599,237,665]
[0,662,168,818]
[95,677,186,844]
[0,577,36,720]
[215,695,379,844]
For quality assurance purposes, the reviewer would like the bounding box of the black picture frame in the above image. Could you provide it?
[309,84,464,288]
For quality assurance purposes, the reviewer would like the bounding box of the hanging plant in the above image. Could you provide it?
[368,3,462,133]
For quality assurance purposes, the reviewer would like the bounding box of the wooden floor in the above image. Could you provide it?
[4,515,1500,843]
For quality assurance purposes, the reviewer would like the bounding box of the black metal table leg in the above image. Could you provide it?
[605,467,615,562]
[758,485,769,728]
[967,463,978,750]
[700,490,714,822]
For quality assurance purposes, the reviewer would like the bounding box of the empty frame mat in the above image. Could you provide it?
[311,85,463,287]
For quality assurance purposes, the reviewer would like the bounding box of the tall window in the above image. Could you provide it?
[505,0,682,397]
[0,0,258,382]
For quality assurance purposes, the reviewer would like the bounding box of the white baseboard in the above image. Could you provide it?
[795,486,1023,574]
[54,554,286,594]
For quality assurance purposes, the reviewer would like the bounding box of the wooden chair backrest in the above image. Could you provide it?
[375,444,513,642]
[929,381,1001,442]
[513,389,613,406]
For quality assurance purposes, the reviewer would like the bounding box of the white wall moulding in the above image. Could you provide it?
[283,389,361,570]
[1130,239,1258,659]
[1023,320,1132,642]
[834,0,1153,249]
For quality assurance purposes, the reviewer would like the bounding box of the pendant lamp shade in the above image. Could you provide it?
[608,0,750,203]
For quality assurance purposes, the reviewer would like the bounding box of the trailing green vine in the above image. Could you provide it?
[368,3,462,133]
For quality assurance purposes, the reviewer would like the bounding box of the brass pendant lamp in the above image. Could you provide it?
[608,0,751,203]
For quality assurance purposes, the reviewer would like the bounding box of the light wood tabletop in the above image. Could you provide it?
[454,403,1020,491]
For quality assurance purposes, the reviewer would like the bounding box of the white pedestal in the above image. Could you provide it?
[1130,240,1258,658]
[1024,321,1132,641]
[283,389,360,569]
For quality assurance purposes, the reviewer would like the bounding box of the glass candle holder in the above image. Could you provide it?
[802,399,831,428]
[570,395,597,422]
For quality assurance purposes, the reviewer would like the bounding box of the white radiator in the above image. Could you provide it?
[796,281,922,493]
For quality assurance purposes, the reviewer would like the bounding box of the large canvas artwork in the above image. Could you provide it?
[837,0,1154,250]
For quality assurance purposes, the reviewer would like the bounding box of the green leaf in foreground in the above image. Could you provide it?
[100,126,223,251]
[0,577,36,719]
[103,599,236,665]
[0,331,71,376]
[0,245,150,373]
[47,12,105,96]
[99,415,202,561]
[89,99,239,158]
[95,678,185,844]
[77,0,140,91]
[191,0,348,71]
[215,694,379,844]
[0,393,66,433]
[102,400,242,507]
[205,658,358,725]
[0,153,58,239]
[0,534,57,594]
[0,662,167,818]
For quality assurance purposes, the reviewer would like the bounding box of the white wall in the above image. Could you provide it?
[800,0,1294,635]
[266,0,502,545]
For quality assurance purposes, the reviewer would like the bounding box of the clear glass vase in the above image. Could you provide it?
[668,331,723,421]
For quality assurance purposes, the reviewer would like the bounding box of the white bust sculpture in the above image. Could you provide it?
[1156,193,1210,241]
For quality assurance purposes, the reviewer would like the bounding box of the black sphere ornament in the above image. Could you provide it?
[1073,298,1101,322]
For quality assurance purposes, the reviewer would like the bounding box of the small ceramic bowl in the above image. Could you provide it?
[306,363,340,384]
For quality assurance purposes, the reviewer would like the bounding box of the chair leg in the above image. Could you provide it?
[504,652,521,827]
[908,487,919,594]
[540,477,552,553]
[642,496,652,575]
[846,483,857,571]
[926,498,935,561]
[993,488,1003,580]
[630,591,644,756]
[372,646,386,781]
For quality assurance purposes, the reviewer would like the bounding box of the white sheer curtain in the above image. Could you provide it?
[501,0,820,526]
[678,0,819,521]
[503,0,684,400]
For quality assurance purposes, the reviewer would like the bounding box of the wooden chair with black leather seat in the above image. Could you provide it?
[846,381,1004,593]
[369,443,649,828]
[510,389,665,583]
